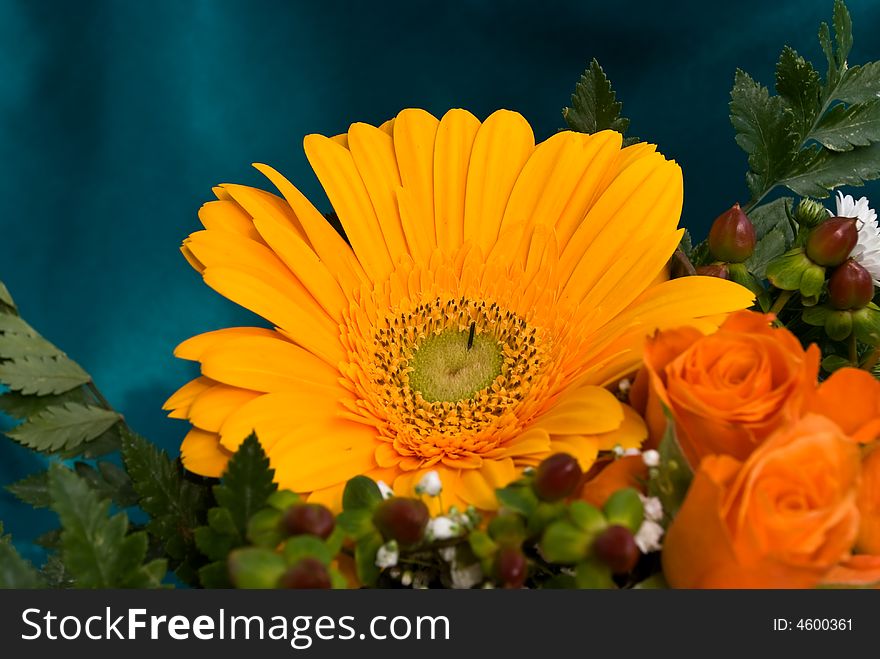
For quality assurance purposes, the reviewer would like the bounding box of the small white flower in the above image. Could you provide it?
[449,561,483,589]
[400,570,413,587]
[415,470,443,496]
[834,191,880,284]
[375,540,399,569]
[426,516,461,540]
[376,480,394,500]
[634,520,665,553]
[639,494,664,522]
[623,448,641,457]
[612,444,625,458]
[642,449,660,468]
[618,378,632,394]
[438,546,457,562]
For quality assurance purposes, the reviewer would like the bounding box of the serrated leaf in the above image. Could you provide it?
[0,281,16,312]
[198,560,231,588]
[747,227,788,279]
[213,433,276,535]
[776,46,821,138]
[0,355,90,395]
[121,429,209,567]
[780,142,880,196]
[7,471,51,508]
[563,59,631,136]
[49,464,164,588]
[746,197,795,242]
[0,540,45,588]
[73,461,138,508]
[0,388,88,420]
[832,0,852,70]
[195,526,237,562]
[6,403,121,453]
[0,313,36,336]
[730,70,798,197]
[41,554,74,588]
[811,100,880,151]
[836,61,880,103]
[0,331,62,360]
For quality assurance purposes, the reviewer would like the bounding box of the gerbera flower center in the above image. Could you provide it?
[408,328,502,403]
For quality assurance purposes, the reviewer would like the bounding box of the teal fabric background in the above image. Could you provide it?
[1,0,878,556]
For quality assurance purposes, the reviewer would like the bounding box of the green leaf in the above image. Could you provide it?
[776,46,821,138]
[0,388,88,420]
[0,313,36,336]
[0,280,17,312]
[832,0,852,70]
[40,554,74,588]
[228,548,286,589]
[282,535,333,567]
[495,484,538,517]
[747,197,795,241]
[355,531,384,587]
[563,59,632,137]
[836,61,880,104]
[779,142,880,197]
[336,509,375,539]
[730,70,798,198]
[6,403,121,453]
[73,461,138,508]
[647,414,694,520]
[822,354,852,373]
[48,464,166,588]
[0,532,45,588]
[0,332,62,360]
[213,433,276,535]
[198,561,231,588]
[747,227,788,279]
[194,526,237,563]
[121,429,209,567]
[811,100,880,151]
[603,488,644,533]
[7,471,51,508]
[539,520,590,564]
[0,355,90,395]
[342,475,383,512]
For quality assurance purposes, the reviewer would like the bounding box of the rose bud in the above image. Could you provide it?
[806,217,858,267]
[278,557,332,589]
[592,524,640,574]
[281,503,335,540]
[372,497,430,546]
[695,263,730,279]
[708,203,756,263]
[532,453,583,502]
[829,259,875,310]
[493,546,528,588]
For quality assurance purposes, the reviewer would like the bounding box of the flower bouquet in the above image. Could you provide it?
[1,0,879,590]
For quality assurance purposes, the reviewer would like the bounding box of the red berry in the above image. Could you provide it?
[493,546,528,588]
[806,217,859,267]
[372,498,429,546]
[829,259,875,310]
[278,558,332,589]
[695,263,730,279]
[592,524,640,575]
[532,453,583,502]
[708,203,757,263]
[281,503,335,540]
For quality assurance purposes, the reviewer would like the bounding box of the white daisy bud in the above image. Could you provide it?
[642,449,660,468]
[415,470,442,496]
[634,520,665,553]
[376,480,394,500]
[375,540,399,569]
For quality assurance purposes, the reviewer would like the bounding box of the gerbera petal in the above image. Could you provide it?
[463,110,534,253]
[198,199,263,242]
[164,376,213,418]
[459,458,517,509]
[393,109,440,257]
[174,327,278,362]
[433,108,481,254]
[188,384,261,432]
[593,404,648,451]
[199,335,343,391]
[548,435,600,471]
[180,428,231,478]
[304,133,393,281]
[535,386,625,435]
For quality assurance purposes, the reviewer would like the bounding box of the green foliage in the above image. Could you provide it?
[563,58,635,142]
[732,1,880,203]
[0,356,91,396]
[48,464,166,588]
[0,524,46,589]
[194,434,277,587]
[122,429,209,582]
[6,403,121,453]
[647,414,694,520]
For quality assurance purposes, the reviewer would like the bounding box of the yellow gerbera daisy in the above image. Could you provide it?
[166,108,753,512]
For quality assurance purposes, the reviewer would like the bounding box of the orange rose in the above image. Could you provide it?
[856,444,880,555]
[631,310,820,465]
[662,414,861,588]
[821,555,880,588]
[806,368,880,444]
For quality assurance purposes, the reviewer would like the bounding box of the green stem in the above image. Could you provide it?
[769,290,794,316]
[860,345,880,372]
[849,334,859,366]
